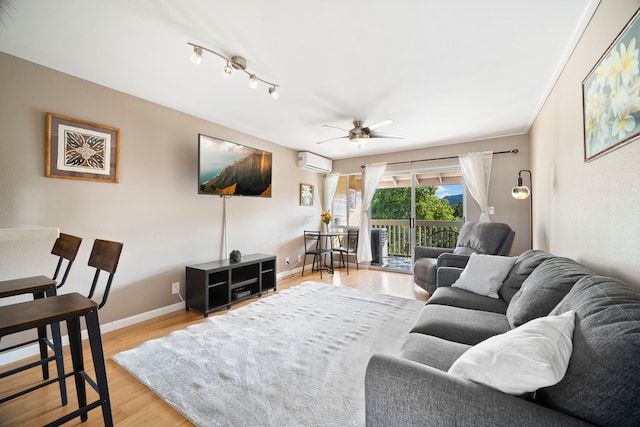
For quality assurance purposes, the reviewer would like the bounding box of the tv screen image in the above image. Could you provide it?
[198,134,272,197]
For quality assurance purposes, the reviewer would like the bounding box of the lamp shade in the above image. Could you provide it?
[512,185,530,199]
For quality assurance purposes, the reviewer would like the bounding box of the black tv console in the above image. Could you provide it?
[185,253,276,317]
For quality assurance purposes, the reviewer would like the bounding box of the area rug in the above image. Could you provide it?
[113,281,424,426]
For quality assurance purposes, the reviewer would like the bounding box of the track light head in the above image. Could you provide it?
[249,74,258,89]
[223,63,233,78]
[190,46,203,65]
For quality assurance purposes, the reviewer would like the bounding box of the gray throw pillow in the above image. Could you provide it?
[498,250,554,304]
[506,257,591,328]
[537,276,640,427]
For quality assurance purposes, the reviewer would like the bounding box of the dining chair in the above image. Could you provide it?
[302,230,332,279]
[333,229,359,275]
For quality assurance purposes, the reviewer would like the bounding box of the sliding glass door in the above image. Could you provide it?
[371,168,464,273]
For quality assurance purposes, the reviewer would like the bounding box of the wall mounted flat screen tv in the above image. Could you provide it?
[198,134,272,197]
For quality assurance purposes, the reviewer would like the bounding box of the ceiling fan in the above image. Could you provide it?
[316,119,403,146]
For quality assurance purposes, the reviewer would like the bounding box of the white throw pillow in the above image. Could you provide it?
[448,310,576,395]
[451,253,516,298]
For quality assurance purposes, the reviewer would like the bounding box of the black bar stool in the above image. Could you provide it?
[0,233,82,405]
[0,238,122,425]
[0,293,112,426]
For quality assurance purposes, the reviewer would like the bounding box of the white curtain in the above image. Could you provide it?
[323,173,340,213]
[458,151,493,222]
[357,162,387,262]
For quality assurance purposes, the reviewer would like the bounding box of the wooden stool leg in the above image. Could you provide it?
[66,317,87,422]
[85,309,113,427]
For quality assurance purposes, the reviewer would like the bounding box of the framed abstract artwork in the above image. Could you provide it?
[583,8,640,161]
[46,113,120,182]
[300,183,314,206]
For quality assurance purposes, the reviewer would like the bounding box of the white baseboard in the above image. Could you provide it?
[0,301,186,366]
[1,272,301,366]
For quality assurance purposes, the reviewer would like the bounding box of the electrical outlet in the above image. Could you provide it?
[171,282,180,295]
[297,254,302,262]
[285,257,290,264]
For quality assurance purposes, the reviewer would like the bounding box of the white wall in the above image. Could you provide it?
[0,53,325,332]
[530,0,640,288]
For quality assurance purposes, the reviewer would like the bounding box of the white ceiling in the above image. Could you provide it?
[0,0,599,160]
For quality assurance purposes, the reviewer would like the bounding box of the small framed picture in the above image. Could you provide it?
[46,113,120,183]
[300,183,314,206]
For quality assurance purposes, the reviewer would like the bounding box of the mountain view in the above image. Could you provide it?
[443,194,462,206]
[200,152,272,197]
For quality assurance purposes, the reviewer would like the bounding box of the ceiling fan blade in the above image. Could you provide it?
[369,132,404,139]
[322,124,350,132]
[316,136,348,144]
[367,119,393,131]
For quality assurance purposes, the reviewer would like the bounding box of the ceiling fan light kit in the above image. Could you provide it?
[188,42,279,100]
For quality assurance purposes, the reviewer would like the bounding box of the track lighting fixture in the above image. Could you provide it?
[188,42,280,99]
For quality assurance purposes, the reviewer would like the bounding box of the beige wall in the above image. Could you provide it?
[0,53,325,330]
[530,0,640,288]
[333,135,532,255]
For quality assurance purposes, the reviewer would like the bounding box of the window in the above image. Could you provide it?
[332,174,362,228]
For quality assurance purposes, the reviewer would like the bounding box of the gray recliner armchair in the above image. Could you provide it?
[413,222,515,294]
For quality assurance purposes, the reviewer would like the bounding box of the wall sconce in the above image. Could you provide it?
[512,169,532,249]
[188,42,280,100]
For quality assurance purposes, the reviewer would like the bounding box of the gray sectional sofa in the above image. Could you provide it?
[365,250,640,426]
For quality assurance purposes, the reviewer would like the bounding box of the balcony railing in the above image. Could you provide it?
[372,220,463,257]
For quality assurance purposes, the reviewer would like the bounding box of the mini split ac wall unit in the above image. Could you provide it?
[297,152,332,174]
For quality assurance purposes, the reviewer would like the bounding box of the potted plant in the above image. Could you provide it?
[229,249,241,263]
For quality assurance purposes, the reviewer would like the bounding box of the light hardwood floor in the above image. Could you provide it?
[0,268,426,426]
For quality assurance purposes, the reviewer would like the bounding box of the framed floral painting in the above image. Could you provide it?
[300,183,313,206]
[583,8,640,161]
[46,113,120,182]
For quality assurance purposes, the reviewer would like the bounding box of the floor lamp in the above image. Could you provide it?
[512,169,532,249]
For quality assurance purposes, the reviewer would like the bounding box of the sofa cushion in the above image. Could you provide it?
[410,305,510,346]
[499,250,555,303]
[400,333,470,372]
[537,276,640,427]
[451,254,516,298]
[428,286,508,314]
[506,257,591,328]
[448,310,575,395]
